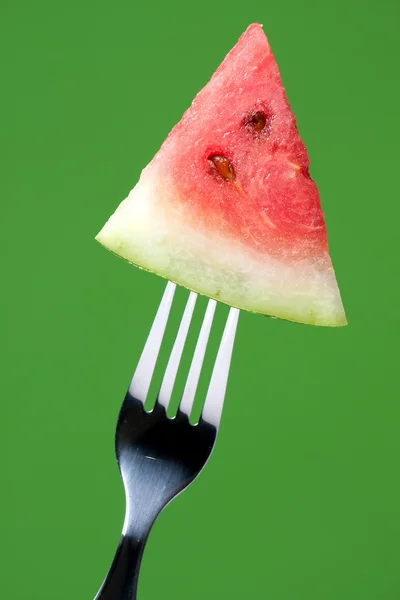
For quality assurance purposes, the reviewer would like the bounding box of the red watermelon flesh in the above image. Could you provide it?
[96,24,346,327]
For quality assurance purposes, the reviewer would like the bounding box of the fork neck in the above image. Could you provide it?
[94,525,151,600]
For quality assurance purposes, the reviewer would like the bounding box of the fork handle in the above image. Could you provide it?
[94,532,147,600]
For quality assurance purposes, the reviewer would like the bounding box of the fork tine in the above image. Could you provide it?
[128,281,176,403]
[158,292,198,410]
[201,307,239,427]
[179,299,217,417]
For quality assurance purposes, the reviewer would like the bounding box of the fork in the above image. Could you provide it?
[94,281,239,600]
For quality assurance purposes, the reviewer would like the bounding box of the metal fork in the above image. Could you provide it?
[94,282,239,600]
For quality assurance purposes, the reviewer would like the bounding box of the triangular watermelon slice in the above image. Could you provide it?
[96,23,346,327]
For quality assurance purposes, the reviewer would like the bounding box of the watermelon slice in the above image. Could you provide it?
[96,24,346,327]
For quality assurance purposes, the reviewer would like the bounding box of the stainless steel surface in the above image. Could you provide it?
[94,282,239,600]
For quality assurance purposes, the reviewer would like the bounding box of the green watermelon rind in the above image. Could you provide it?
[95,235,347,328]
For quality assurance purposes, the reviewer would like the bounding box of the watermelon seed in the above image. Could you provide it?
[249,111,266,132]
[208,154,236,182]
[243,110,271,135]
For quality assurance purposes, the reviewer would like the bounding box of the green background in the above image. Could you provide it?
[2,0,399,598]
